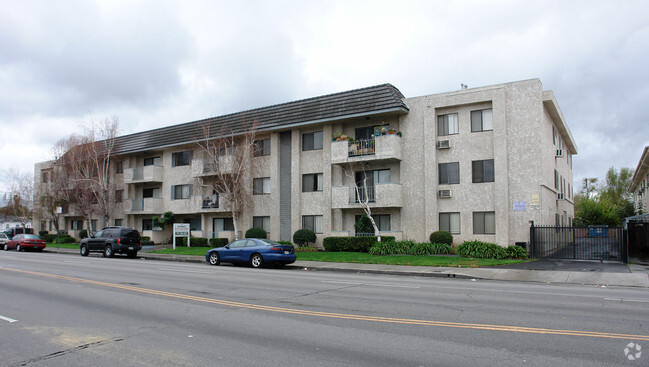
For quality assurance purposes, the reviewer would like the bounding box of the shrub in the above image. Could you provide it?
[354,215,374,234]
[79,229,88,239]
[505,245,528,259]
[141,236,151,241]
[39,230,49,237]
[41,234,56,243]
[277,240,294,246]
[295,246,318,252]
[429,231,453,245]
[209,238,229,247]
[245,227,267,239]
[293,229,317,247]
[368,240,413,255]
[323,236,396,252]
[455,240,507,259]
[409,242,453,255]
[175,237,209,247]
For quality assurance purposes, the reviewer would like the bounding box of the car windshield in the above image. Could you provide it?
[23,234,40,240]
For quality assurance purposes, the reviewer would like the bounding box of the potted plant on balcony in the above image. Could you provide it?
[388,128,397,134]
[333,132,349,142]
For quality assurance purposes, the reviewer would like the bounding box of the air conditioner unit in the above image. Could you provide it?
[438,189,452,198]
[557,193,565,200]
[556,149,564,157]
[437,140,451,149]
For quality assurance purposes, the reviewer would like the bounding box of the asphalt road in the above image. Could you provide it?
[1,251,648,366]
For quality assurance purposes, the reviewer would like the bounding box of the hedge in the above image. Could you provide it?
[455,240,507,259]
[209,238,229,247]
[245,227,267,239]
[42,234,76,244]
[323,236,395,252]
[175,237,209,247]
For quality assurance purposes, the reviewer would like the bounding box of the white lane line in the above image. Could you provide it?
[157,267,216,275]
[604,298,649,303]
[0,315,18,323]
[322,280,419,289]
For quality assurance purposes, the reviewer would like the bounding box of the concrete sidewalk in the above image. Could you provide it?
[42,247,649,288]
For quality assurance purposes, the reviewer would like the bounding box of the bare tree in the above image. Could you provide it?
[2,168,34,228]
[343,161,382,242]
[195,120,259,240]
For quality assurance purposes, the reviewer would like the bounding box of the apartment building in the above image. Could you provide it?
[33,78,576,247]
[630,146,649,214]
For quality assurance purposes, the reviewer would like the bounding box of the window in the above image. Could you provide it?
[552,126,557,146]
[253,177,270,195]
[254,139,271,157]
[302,215,323,233]
[172,151,192,167]
[144,156,161,166]
[253,216,270,234]
[91,220,97,232]
[554,169,559,190]
[437,113,459,136]
[115,190,124,203]
[115,160,123,174]
[41,170,49,183]
[302,131,323,151]
[114,219,123,227]
[71,220,83,230]
[183,217,201,231]
[471,109,493,132]
[302,173,323,192]
[472,159,495,183]
[439,162,460,184]
[143,187,160,198]
[473,212,495,235]
[142,219,153,231]
[439,213,460,234]
[214,217,234,232]
[374,169,391,185]
[171,185,192,200]
[40,221,46,231]
[374,214,391,231]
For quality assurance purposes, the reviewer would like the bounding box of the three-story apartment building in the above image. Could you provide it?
[34,78,576,247]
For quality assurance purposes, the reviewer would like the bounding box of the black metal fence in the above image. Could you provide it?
[529,224,626,263]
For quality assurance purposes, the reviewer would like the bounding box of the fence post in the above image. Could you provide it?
[529,221,535,258]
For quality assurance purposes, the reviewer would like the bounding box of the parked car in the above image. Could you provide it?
[79,227,141,258]
[0,233,9,247]
[205,238,296,268]
[5,234,46,252]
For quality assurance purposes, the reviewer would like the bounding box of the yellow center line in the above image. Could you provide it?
[4,267,649,341]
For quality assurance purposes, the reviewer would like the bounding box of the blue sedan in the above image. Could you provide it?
[205,238,296,268]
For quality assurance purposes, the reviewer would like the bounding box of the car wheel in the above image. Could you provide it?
[16,244,22,252]
[80,244,89,256]
[3,244,7,251]
[250,253,264,268]
[127,251,137,258]
[103,245,114,258]
[208,252,220,265]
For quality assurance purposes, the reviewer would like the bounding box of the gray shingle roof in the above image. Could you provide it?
[114,83,408,155]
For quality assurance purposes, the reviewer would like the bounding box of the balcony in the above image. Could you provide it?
[127,197,164,213]
[124,165,164,184]
[191,157,234,177]
[331,183,403,209]
[331,134,402,165]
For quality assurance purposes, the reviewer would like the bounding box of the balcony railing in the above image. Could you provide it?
[349,186,375,204]
[331,134,401,164]
[332,183,403,208]
[129,197,163,213]
[349,139,375,157]
[124,165,164,183]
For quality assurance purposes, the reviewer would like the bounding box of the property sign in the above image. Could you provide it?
[173,223,191,249]
[513,201,527,211]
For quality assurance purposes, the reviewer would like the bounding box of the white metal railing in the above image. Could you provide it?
[348,139,376,157]
[349,186,376,204]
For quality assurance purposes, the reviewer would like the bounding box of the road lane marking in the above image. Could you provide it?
[0,315,18,323]
[3,266,649,341]
[322,280,420,288]
[605,298,649,303]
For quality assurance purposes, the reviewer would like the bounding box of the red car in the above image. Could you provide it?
[5,234,46,252]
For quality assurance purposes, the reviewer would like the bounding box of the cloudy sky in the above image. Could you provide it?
[1,0,648,195]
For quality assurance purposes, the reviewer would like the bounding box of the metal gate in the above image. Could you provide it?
[529,224,626,263]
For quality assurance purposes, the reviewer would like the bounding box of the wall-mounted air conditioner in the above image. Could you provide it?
[437,140,451,149]
[438,189,452,198]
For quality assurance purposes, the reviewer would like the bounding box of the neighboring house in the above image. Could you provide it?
[629,146,649,214]
[33,78,577,247]
[1,219,33,232]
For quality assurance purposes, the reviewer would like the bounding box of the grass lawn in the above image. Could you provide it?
[46,243,79,249]
[150,247,529,267]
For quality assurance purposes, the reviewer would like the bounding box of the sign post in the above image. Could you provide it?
[173,223,190,250]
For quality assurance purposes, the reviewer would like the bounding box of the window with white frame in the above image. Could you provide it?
[253,177,271,195]
[114,219,123,227]
[144,156,161,166]
[253,216,270,234]
[71,220,83,230]
[471,109,493,132]
[302,173,323,192]
[439,212,460,234]
[171,184,192,200]
[172,151,192,167]
[254,139,271,157]
[214,217,234,232]
[142,219,153,231]
[183,217,201,231]
[302,131,323,151]
[373,214,391,231]
[437,113,459,136]
[302,215,323,233]
[374,169,391,185]
[472,159,495,183]
[473,212,495,235]
[439,162,460,184]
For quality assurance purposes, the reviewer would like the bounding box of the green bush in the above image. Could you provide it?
[293,229,317,247]
[409,242,453,255]
[245,227,267,239]
[295,246,318,252]
[323,236,396,252]
[429,231,453,245]
[141,236,151,241]
[354,215,374,234]
[79,229,88,239]
[368,240,413,255]
[277,240,294,246]
[175,237,209,247]
[41,234,55,243]
[505,245,528,259]
[141,240,155,247]
[209,238,229,247]
[455,240,507,259]
[39,230,49,237]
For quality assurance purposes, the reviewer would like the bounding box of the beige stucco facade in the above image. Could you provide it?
[630,146,649,214]
[33,79,576,248]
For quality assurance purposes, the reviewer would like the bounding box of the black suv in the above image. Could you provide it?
[80,227,142,258]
